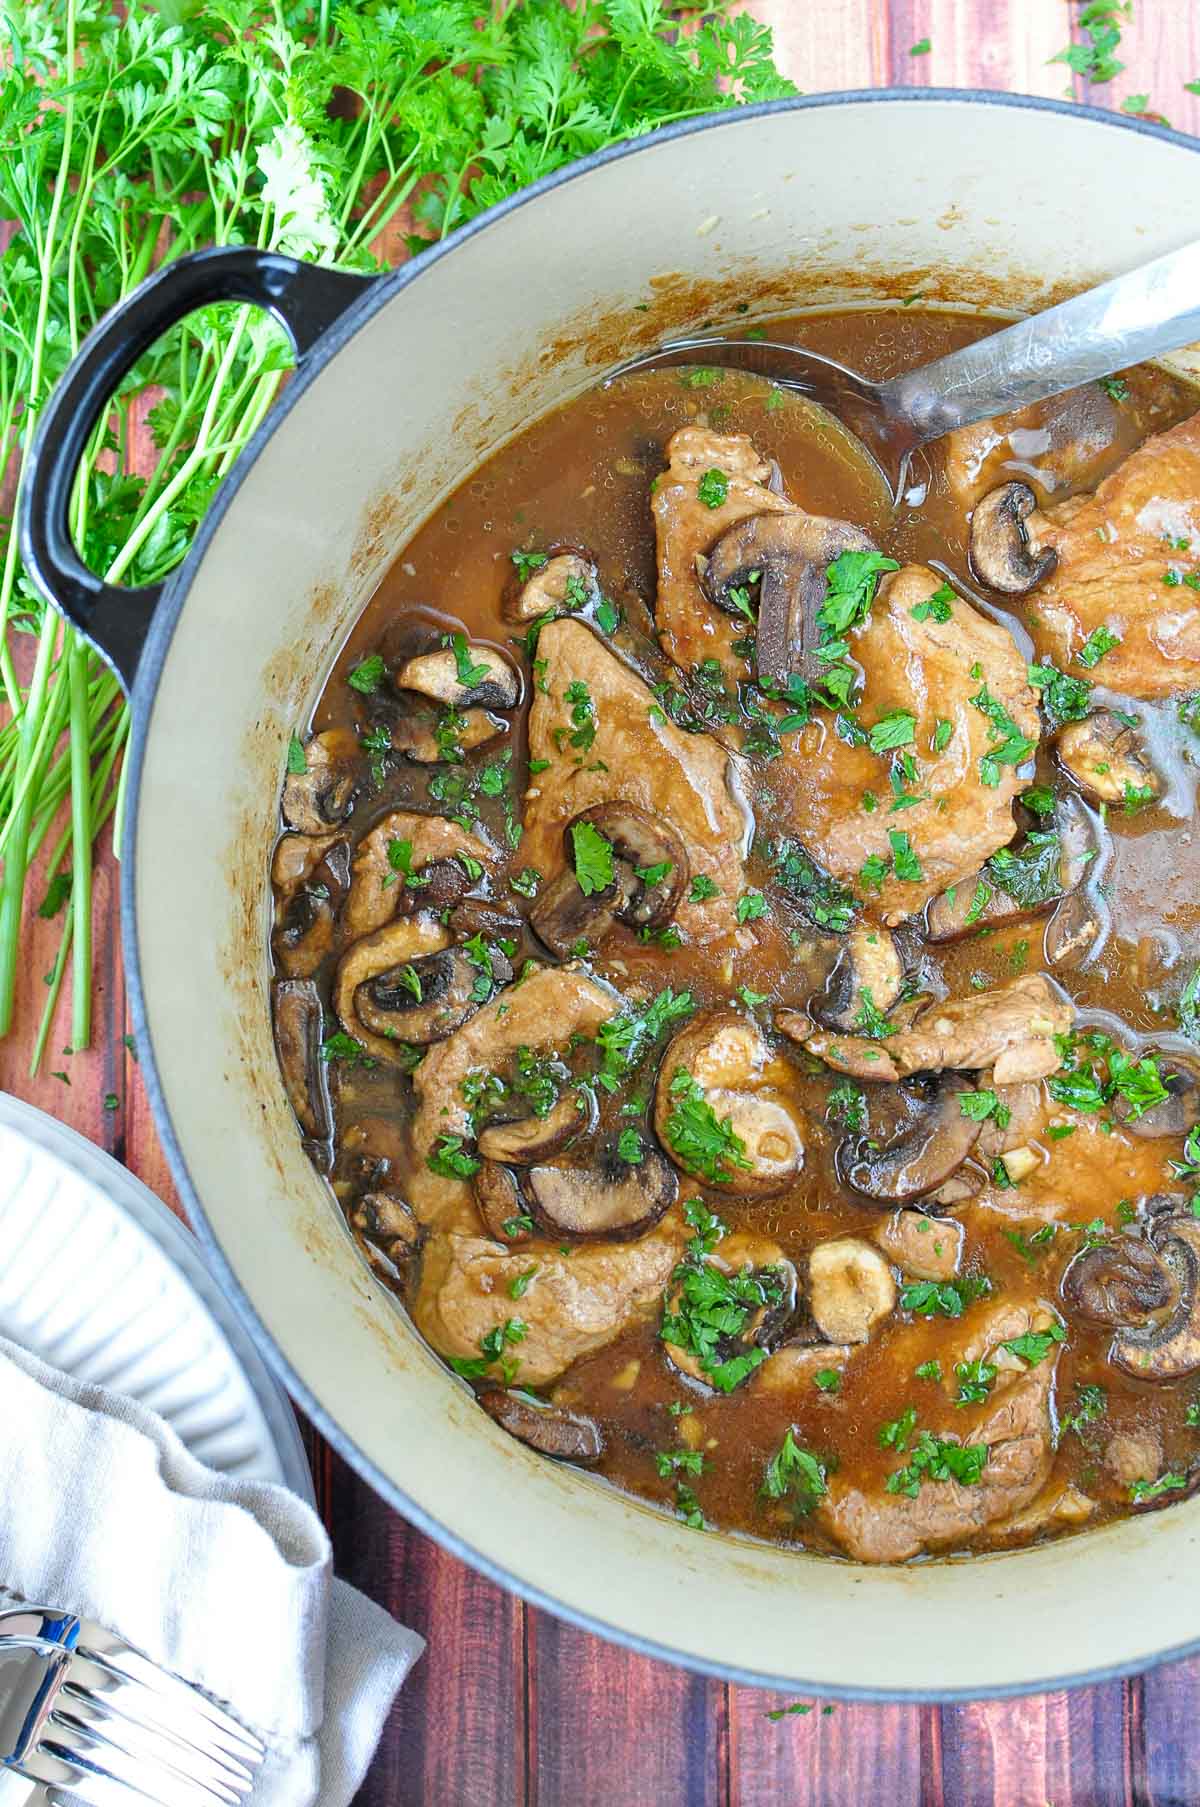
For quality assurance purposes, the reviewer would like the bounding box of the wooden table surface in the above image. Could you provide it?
[6,4,1200,1802]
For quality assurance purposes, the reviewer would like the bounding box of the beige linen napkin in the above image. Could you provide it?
[0,1335,423,1804]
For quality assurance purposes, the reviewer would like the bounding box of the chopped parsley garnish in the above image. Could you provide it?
[1130,1472,1187,1503]
[509,1265,539,1300]
[853,988,896,1040]
[394,964,423,1002]
[986,830,1062,908]
[954,1359,997,1407]
[932,718,953,753]
[1124,780,1155,815]
[735,890,767,924]
[1028,661,1093,729]
[859,852,889,894]
[697,468,729,509]
[662,1258,782,1392]
[594,596,620,635]
[768,839,856,932]
[511,549,549,583]
[319,1032,375,1069]
[1061,1384,1107,1436]
[1078,625,1121,669]
[813,1368,841,1393]
[1022,783,1056,818]
[509,866,541,898]
[885,1432,988,1497]
[970,683,1036,787]
[571,819,614,896]
[959,1089,1012,1126]
[888,829,923,883]
[911,583,954,623]
[427,1134,481,1179]
[689,874,721,902]
[1003,1325,1066,1366]
[656,1448,705,1478]
[286,733,308,775]
[827,1081,865,1132]
[384,836,430,890]
[446,632,491,689]
[915,1360,943,1381]
[869,709,917,753]
[617,1127,644,1164]
[561,679,597,755]
[593,988,694,1093]
[761,1430,828,1514]
[347,652,386,695]
[665,1068,753,1184]
[1098,375,1130,402]
[878,1406,917,1451]
[1048,1031,1170,1122]
[900,1277,990,1319]
[818,550,900,638]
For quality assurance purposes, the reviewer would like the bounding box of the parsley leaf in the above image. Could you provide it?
[697,468,729,509]
[665,1068,753,1184]
[761,1430,828,1513]
[1078,625,1121,668]
[347,653,386,694]
[571,819,614,896]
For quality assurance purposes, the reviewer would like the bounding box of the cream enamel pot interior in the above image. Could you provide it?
[22,92,1200,1699]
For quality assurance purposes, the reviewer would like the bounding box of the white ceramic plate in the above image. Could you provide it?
[0,1092,313,1500]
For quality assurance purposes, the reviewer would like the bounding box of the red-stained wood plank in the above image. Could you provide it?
[728,1693,928,1807]
[528,1610,724,1807]
[938,1686,1134,1807]
[314,1447,528,1807]
[1138,1654,1200,1806]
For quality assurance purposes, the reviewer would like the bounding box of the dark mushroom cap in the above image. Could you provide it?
[702,511,875,686]
[838,1079,982,1204]
[813,925,903,1029]
[531,802,687,958]
[1111,1059,1200,1139]
[1056,711,1161,808]
[477,1389,604,1463]
[523,1145,678,1241]
[1062,1237,1177,1329]
[968,481,1058,596]
[564,802,689,928]
[503,549,600,624]
[473,1160,532,1243]
[395,644,521,711]
[272,978,331,1142]
[1112,1203,1200,1380]
[282,728,361,834]
[477,1085,597,1165]
[355,945,512,1044]
[272,889,336,979]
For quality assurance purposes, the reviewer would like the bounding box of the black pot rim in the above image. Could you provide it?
[121,87,1200,1702]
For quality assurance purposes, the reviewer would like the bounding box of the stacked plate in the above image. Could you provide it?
[0,1092,310,1497]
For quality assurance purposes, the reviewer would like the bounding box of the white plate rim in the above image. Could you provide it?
[0,1091,314,1505]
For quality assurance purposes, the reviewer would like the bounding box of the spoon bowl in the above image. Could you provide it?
[606,238,1200,502]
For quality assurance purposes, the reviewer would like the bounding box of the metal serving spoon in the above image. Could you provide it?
[606,239,1200,501]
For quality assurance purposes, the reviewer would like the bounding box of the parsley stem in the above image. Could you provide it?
[67,634,92,1050]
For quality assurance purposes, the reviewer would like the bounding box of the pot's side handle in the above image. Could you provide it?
[19,247,376,693]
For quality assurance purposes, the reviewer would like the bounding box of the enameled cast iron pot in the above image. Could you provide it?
[22,92,1200,1699]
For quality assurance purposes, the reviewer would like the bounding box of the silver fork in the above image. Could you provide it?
[0,1608,265,1806]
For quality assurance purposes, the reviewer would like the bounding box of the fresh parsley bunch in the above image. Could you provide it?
[0,0,792,1064]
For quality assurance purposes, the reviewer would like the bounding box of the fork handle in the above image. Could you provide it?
[879,238,1200,440]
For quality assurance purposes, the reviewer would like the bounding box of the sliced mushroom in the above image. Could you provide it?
[350,1190,423,1288]
[272,978,332,1142]
[1062,1238,1177,1329]
[968,481,1058,596]
[272,889,336,979]
[504,551,599,623]
[838,1081,982,1204]
[478,1387,604,1462]
[1056,711,1160,808]
[873,1210,963,1282]
[523,1146,678,1242]
[653,1012,804,1197]
[281,728,361,834]
[664,1238,798,1386]
[530,803,688,958]
[813,924,903,1029]
[355,944,512,1046]
[1111,1060,1200,1138]
[808,1237,896,1343]
[477,1085,596,1164]
[344,811,489,940]
[702,512,875,685]
[926,872,1049,943]
[334,915,450,1062]
[1112,1206,1200,1380]
[395,643,520,710]
[391,707,505,762]
[473,1161,533,1243]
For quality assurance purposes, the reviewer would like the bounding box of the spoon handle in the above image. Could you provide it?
[879,240,1200,442]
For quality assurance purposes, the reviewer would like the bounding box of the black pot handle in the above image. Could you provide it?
[19,248,376,692]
